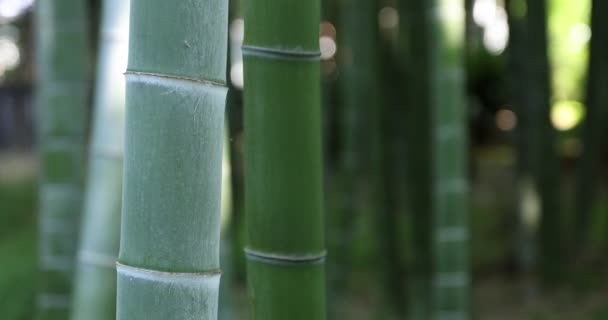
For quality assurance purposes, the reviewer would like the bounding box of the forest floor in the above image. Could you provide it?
[0,152,36,320]
[2,150,608,319]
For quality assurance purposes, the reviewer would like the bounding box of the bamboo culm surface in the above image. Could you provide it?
[430,0,470,319]
[243,0,326,318]
[116,1,228,319]
[70,0,129,318]
[34,0,89,319]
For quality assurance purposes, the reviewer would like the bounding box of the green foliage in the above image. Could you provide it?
[548,0,590,102]
[0,181,36,320]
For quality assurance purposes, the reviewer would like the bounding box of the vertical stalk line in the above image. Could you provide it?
[116,1,228,319]
[575,0,608,249]
[506,0,539,274]
[399,0,433,318]
[527,0,562,285]
[243,0,326,318]
[364,1,406,317]
[431,0,470,319]
[328,0,370,314]
[34,0,90,319]
[70,0,129,318]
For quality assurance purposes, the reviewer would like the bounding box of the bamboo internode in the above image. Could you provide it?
[116,1,228,319]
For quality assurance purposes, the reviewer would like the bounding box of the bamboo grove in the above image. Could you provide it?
[18,0,606,318]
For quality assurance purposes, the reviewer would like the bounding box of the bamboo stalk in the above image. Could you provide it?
[116,1,228,319]
[430,0,470,318]
[399,0,433,318]
[34,0,90,318]
[327,0,369,313]
[575,0,608,249]
[243,0,326,318]
[69,0,129,318]
[527,0,562,285]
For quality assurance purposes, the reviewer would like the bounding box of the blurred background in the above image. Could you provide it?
[2,0,608,319]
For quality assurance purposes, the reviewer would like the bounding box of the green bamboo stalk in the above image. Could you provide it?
[34,0,90,319]
[507,0,539,273]
[243,0,326,318]
[116,1,228,319]
[527,0,562,285]
[327,0,368,313]
[430,0,470,319]
[575,0,608,248]
[69,0,129,318]
[364,2,406,317]
[399,0,433,318]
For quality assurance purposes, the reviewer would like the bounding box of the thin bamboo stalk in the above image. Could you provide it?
[575,0,608,248]
[527,0,562,285]
[328,0,369,313]
[34,0,90,318]
[69,0,129,318]
[430,0,470,318]
[116,1,228,319]
[243,0,326,318]
[399,0,433,317]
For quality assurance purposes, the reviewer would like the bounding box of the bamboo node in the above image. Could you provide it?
[244,247,326,266]
[124,71,227,88]
[116,262,221,283]
[241,45,321,62]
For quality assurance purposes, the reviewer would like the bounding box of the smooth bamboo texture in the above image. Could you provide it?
[34,0,89,319]
[400,0,433,318]
[116,1,228,319]
[430,0,470,319]
[243,0,326,318]
[70,0,129,318]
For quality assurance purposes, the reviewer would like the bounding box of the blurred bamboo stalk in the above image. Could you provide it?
[507,0,539,274]
[527,0,562,285]
[575,0,608,250]
[399,0,433,317]
[34,0,90,318]
[69,0,129,318]
[431,0,470,318]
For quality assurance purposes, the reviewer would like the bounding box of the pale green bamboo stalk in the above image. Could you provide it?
[34,0,90,319]
[69,0,129,318]
[116,0,228,319]
[219,125,235,320]
[430,0,470,319]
